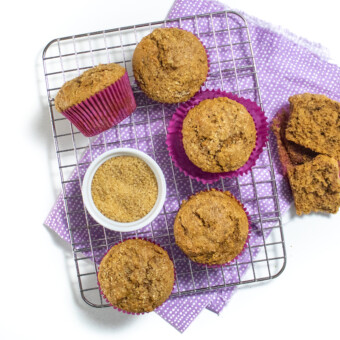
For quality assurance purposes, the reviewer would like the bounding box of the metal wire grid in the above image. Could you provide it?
[43,10,286,308]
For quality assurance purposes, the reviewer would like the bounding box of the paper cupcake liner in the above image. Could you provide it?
[272,107,321,176]
[166,89,269,183]
[97,237,176,315]
[271,108,293,176]
[133,28,210,104]
[61,72,136,137]
[175,189,252,268]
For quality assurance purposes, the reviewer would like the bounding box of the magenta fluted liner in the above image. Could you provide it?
[175,189,252,268]
[271,108,292,177]
[61,72,136,137]
[97,238,176,315]
[166,89,269,183]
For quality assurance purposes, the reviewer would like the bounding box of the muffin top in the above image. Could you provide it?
[55,63,126,112]
[285,93,340,161]
[182,97,256,173]
[132,28,208,103]
[91,156,158,223]
[174,190,249,265]
[98,239,174,313]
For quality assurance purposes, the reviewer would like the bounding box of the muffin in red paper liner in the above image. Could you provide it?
[97,238,175,314]
[132,27,209,104]
[173,189,251,267]
[166,89,268,183]
[55,63,136,137]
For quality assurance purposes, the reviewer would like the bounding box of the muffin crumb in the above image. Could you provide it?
[285,93,340,160]
[288,155,340,215]
[271,109,318,175]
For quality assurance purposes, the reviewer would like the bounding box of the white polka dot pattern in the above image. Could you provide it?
[44,0,340,333]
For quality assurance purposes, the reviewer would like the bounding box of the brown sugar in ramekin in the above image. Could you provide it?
[91,156,158,222]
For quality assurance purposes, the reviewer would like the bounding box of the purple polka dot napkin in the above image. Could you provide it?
[44,0,340,333]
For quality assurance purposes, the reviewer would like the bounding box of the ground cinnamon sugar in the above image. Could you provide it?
[91,156,158,223]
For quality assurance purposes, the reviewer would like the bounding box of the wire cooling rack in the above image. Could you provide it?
[43,10,286,307]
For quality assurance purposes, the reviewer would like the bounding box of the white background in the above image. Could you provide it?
[1,0,339,339]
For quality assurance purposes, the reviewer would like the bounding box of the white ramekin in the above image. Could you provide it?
[82,148,166,232]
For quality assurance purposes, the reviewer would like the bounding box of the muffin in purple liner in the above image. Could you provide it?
[97,238,175,314]
[174,189,251,266]
[132,27,209,104]
[166,89,268,183]
[55,63,136,137]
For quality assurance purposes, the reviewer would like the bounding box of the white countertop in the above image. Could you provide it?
[1,0,339,339]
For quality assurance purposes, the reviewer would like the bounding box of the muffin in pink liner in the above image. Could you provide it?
[173,189,252,267]
[132,27,209,104]
[55,63,136,137]
[166,89,268,183]
[97,238,175,314]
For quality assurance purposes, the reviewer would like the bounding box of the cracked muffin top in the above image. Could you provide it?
[132,28,208,103]
[55,63,126,112]
[98,239,174,313]
[182,97,256,173]
[173,190,249,265]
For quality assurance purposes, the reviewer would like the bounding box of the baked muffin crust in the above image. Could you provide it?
[285,93,340,161]
[55,63,126,112]
[132,28,208,103]
[98,239,174,313]
[182,97,256,172]
[174,190,249,265]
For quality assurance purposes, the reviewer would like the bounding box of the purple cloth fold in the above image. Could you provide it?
[44,0,340,333]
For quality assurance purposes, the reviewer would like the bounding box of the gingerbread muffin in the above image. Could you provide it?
[55,64,125,112]
[287,155,340,215]
[132,28,208,103]
[54,63,136,137]
[174,190,249,265]
[182,97,256,173]
[271,109,318,176]
[285,93,340,161]
[98,239,174,313]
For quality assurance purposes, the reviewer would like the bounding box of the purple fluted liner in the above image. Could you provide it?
[62,72,136,137]
[166,89,268,183]
[44,0,340,333]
